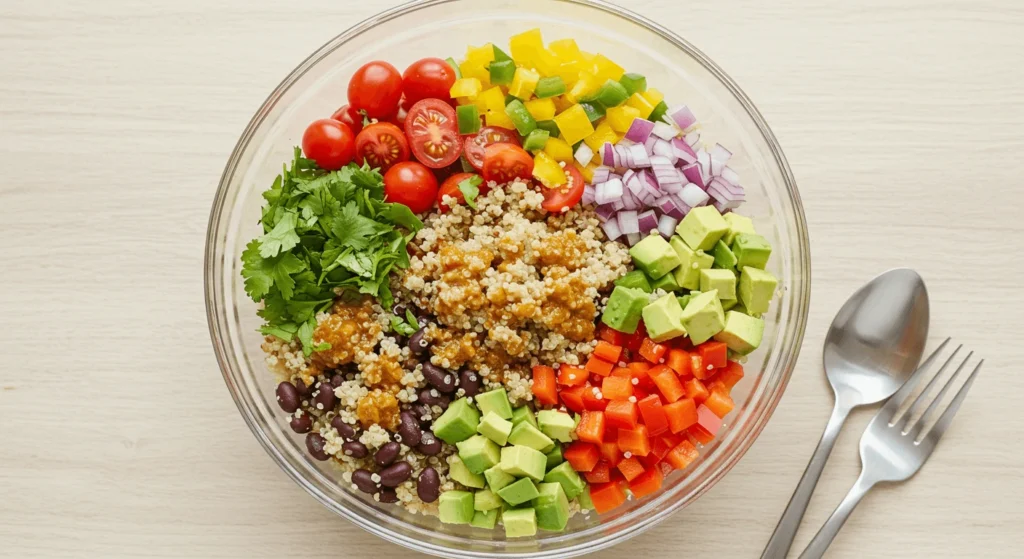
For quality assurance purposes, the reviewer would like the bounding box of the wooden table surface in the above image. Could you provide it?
[2,0,1023,557]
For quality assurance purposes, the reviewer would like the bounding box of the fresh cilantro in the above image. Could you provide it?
[258,211,301,258]
[458,175,483,209]
[388,308,421,337]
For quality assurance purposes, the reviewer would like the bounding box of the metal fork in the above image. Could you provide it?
[798,338,983,559]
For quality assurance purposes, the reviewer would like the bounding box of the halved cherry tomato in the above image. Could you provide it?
[482,143,534,184]
[354,122,409,172]
[330,104,365,135]
[383,161,438,214]
[541,163,585,213]
[463,126,520,171]
[402,57,458,104]
[348,61,403,119]
[437,172,484,212]
[405,99,462,169]
[301,118,356,171]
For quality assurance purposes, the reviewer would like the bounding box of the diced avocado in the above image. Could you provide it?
[650,270,681,292]
[433,398,480,445]
[543,461,586,500]
[497,477,540,506]
[508,421,555,453]
[601,286,649,334]
[679,290,726,345]
[731,233,772,269]
[629,234,682,279]
[676,206,729,251]
[700,268,737,301]
[677,294,691,310]
[502,508,538,538]
[738,266,778,315]
[449,455,486,489]
[714,310,765,355]
[474,488,504,512]
[721,298,739,311]
[511,406,538,429]
[722,212,756,245]
[577,485,594,511]
[477,412,514,446]
[732,302,750,316]
[533,482,570,532]
[614,270,652,293]
[484,464,516,492]
[439,490,475,525]
[537,410,576,443]
[670,236,714,290]
[457,434,502,474]
[471,509,500,529]
[500,445,547,481]
[544,445,564,470]
[641,293,687,342]
[712,239,738,270]
[475,388,514,420]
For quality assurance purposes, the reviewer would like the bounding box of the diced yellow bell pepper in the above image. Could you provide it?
[589,54,625,82]
[606,105,641,134]
[583,122,617,153]
[543,137,574,164]
[465,44,496,66]
[554,61,581,87]
[626,92,656,119]
[533,151,568,188]
[552,95,574,114]
[548,39,582,63]
[450,78,483,99]
[566,72,601,103]
[485,110,516,129]
[509,28,544,66]
[553,104,595,145]
[456,96,475,106]
[641,87,665,108]
[575,161,597,183]
[475,87,506,114]
[459,60,492,87]
[524,98,557,122]
[533,49,562,77]
[509,67,541,99]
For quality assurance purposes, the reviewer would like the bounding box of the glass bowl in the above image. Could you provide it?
[205,0,810,556]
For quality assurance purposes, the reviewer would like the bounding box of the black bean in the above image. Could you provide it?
[289,414,313,433]
[422,363,456,394]
[276,382,300,413]
[341,441,368,459]
[352,469,378,494]
[374,442,401,467]
[458,369,482,398]
[330,373,345,388]
[408,328,429,356]
[417,467,440,503]
[313,383,337,412]
[416,431,442,456]
[378,461,412,487]
[305,433,329,461]
[293,380,311,398]
[408,403,433,426]
[331,416,359,441]
[397,412,423,447]
[378,488,399,503]
[416,315,430,328]
[392,303,407,317]
[418,388,450,409]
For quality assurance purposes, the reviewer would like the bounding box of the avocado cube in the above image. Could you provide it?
[497,477,540,506]
[477,412,514,446]
[629,234,682,279]
[614,270,652,293]
[475,388,513,420]
[601,285,649,335]
[500,445,547,481]
[537,410,576,443]
[439,490,475,525]
[457,434,502,474]
[670,236,714,290]
[679,290,726,345]
[714,311,765,355]
[700,268,737,301]
[449,455,486,489]
[508,421,555,453]
[544,445,564,470]
[510,406,538,429]
[712,239,738,270]
[641,293,687,342]
[484,464,516,492]
[433,398,480,445]
[721,298,739,311]
[533,482,570,532]
[650,269,681,292]
[738,266,778,315]
[502,508,538,538]
[731,233,772,269]
[676,206,729,251]
[474,488,504,512]
[543,461,585,500]
[677,294,691,310]
[722,212,756,245]
[577,485,595,511]
[470,509,499,529]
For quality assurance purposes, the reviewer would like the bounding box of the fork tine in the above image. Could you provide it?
[919,359,983,442]
[882,337,951,419]
[907,350,972,436]
[897,345,962,429]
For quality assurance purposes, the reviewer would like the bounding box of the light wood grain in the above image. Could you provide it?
[1,0,1023,557]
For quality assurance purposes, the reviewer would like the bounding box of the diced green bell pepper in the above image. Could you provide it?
[579,102,605,123]
[649,100,669,123]
[492,45,513,62]
[522,129,550,152]
[446,57,462,79]
[504,99,538,136]
[535,76,567,99]
[595,79,630,108]
[489,60,516,85]
[535,120,560,137]
[457,104,482,134]
[619,73,648,96]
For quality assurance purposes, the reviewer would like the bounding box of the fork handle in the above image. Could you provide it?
[798,474,877,559]
[761,402,851,559]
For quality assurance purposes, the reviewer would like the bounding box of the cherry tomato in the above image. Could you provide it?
[301,118,356,170]
[402,58,457,104]
[330,104,364,135]
[481,143,534,184]
[405,99,462,169]
[383,161,439,214]
[437,172,484,212]
[348,61,403,119]
[463,127,520,171]
[389,102,408,129]
[354,122,410,172]
[541,164,586,213]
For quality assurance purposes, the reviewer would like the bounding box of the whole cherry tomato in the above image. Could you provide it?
[301,118,356,170]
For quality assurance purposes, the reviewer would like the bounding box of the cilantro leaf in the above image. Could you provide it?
[258,211,300,258]
[378,203,424,232]
[458,175,483,210]
[332,202,388,250]
[390,315,417,336]
[241,240,305,300]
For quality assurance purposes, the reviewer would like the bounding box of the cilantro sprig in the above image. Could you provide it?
[241,148,423,355]
[457,175,483,209]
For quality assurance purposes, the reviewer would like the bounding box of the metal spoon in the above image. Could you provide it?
[761,268,930,559]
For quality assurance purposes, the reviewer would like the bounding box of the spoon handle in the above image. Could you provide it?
[761,402,851,559]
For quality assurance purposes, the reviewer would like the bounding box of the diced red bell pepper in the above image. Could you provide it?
[617,425,651,457]
[717,361,745,389]
[649,365,685,403]
[658,460,675,477]
[632,385,651,401]
[593,341,624,363]
[611,366,633,379]
[640,452,661,469]
[601,376,634,401]
[560,385,587,413]
[629,465,664,499]
[691,353,711,380]
[707,379,728,395]
[650,433,675,460]
[665,348,692,377]
[662,432,685,448]
[585,355,615,377]
[597,323,628,346]
[665,439,699,470]
[532,365,558,405]
[663,398,699,433]
[557,365,588,387]
[697,341,728,370]
[638,338,669,364]
[624,321,647,353]
[584,460,612,484]
[581,385,608,411]
[564,441,600,472]
[604,399,639,430]
[598,438,623,467]
[696,404,722,435]
[689,425,716,445]
[683,377,710,404]
[589,482,627,514]
[616,456,645,482]
[576,410,606,444]
[636,394,670,436]
[704,390,735,419]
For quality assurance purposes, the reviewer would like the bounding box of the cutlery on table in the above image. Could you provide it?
[761,269,930,559]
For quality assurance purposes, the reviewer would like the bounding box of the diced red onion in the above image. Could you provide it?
[637,209,659,234]
[618,210,640,235]
[709,177,745,198]
[643,136,658,155]
[697,150,711,181]
[671,193,698,212]
[625,232,641,246]
[595,204,616,222]
[611,198,625,211]
[680,183,710,208]
[670,138,697,165]
[651,139,678,164]
[625,172,644,195]
[601,218,623,240]
[592,166,612,184]
[657,214,679,238]
[575,143,594,166]
[714,198,741,213]
[595,178,623,205]
[710,158,725,177]
[684,131,701,147]
[582,184,596,206]
[721,166,740,186]
[680,163,705,189]
[602,143,617,167]
[661,180,684,194]
[655,168,684,190]
[628,144,650,168]
[624,118,656,144]
[709,143,732,163]
[652,121,678,140]
[669,105,697,130]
